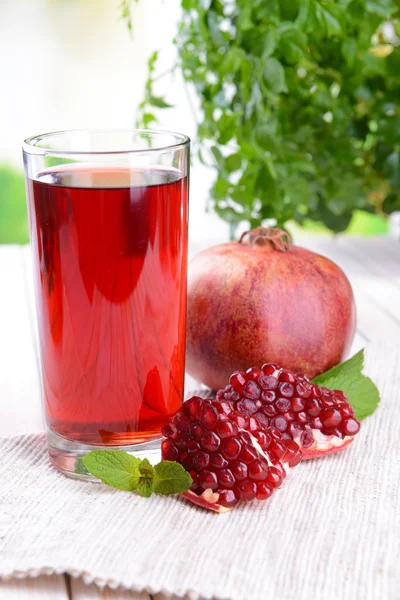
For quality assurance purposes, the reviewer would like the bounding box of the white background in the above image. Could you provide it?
[0,0,229,242]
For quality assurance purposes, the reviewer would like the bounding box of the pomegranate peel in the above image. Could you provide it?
[180,489,233,513]
[186,226,356,390]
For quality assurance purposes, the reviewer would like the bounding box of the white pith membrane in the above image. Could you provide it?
[181,428,291,513]
[298,429,354,454]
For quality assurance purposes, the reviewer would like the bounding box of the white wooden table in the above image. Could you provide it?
[0,236,399,599]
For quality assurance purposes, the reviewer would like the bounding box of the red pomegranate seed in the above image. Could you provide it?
[220,437,242,460]
[248,459,269,481]
[161,440,179,461]
[300,428,314,448]
[321,396,335,409]
[310,417,323,429]
[279,370,296,384]
[218,468,235,488]
[256,481,274,500]
[230,460,248,481]
[209,453,229,469]
[273,416,288,432]
[187,440,200,454]
[230,371,247,392]
[262,405,276,417]
[324,427,344,439]
[201,431,221,452]
[268,439,287,461]
[243,380,261,399]
[261,363,279,376]
[239,443,259,463]
[320,408,342,428]
[200,403,218,430]
[259,375,279,390]
[267,466,284,487]
[230,411,249,429]
[295,381,312,398]
[291,397,305,412]
[279,382,294,398]
[236,398,258,414]
[219,490,238,507]
[305,398,321,416]
[310,386,322,399]
[176,433,190,450]
[246,367,262,380]
[261,390,276,403]
[215,419,238,439]
[296,411,309,424]
[191,422,205,440]
[198,470,218,491]
[184,396,202,420]
[192,451,210,471]
[276,397,291,412]
[342,418,361,435]
[235,480,257,501]
[340,404,355,417]
[254,430,272,449]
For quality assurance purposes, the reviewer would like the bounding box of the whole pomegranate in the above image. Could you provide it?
[186,227,356,390]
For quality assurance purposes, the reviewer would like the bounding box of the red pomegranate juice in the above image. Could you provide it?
[26,165,188,445]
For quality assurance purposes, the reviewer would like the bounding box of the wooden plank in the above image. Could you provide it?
[70,577,150,599]
[0,246,43,437]
[339,237,400,287]
[0,575,68,599]
[301,238,400,335]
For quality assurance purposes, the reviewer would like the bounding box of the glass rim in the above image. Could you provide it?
[22,127,191,156]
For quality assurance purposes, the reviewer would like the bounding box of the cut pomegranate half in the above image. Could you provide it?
[162,395,302,511]
[216,364,360,459]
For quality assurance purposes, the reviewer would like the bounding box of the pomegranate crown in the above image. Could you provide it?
[239,227,292,252]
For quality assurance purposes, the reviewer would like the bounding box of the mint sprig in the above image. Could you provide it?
[313,349,380,420]
[80,451,192,497]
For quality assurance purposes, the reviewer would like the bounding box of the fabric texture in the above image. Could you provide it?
[0,344,399,600]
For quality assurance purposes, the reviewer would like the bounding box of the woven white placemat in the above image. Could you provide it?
[0,344,399,600]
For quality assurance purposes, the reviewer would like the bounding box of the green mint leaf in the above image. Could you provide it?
[75,458,90,476]
[313,350,380,420]
[82,450,141,491]
[153,461,192,495]
[137,478,154,498]
[139,458,155,477]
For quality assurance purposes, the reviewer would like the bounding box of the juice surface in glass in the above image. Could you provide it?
[26,164,188,445]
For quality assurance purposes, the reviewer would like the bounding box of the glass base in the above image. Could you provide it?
[47,428,162,481]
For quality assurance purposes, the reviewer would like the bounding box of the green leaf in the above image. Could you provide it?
[263,58,287,93]
[137,478,154,498]
[74,458,90,476]
[225,153,242,172]
[255,125,278,152]
[222,47,246,73]
[153,461,192,495]
[148,95,173,109]
[313,350,380,420]
[263,30,278,58]
[82,450,141,491]
[278,26,307,64]
[342,39,358,67]
[385,152,400,189]
[139,457,155,477]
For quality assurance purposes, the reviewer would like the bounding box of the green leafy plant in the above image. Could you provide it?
[0,165,29,244]
[136,0,400,234]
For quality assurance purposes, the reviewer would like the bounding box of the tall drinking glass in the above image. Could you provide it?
[23,129,190,478]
